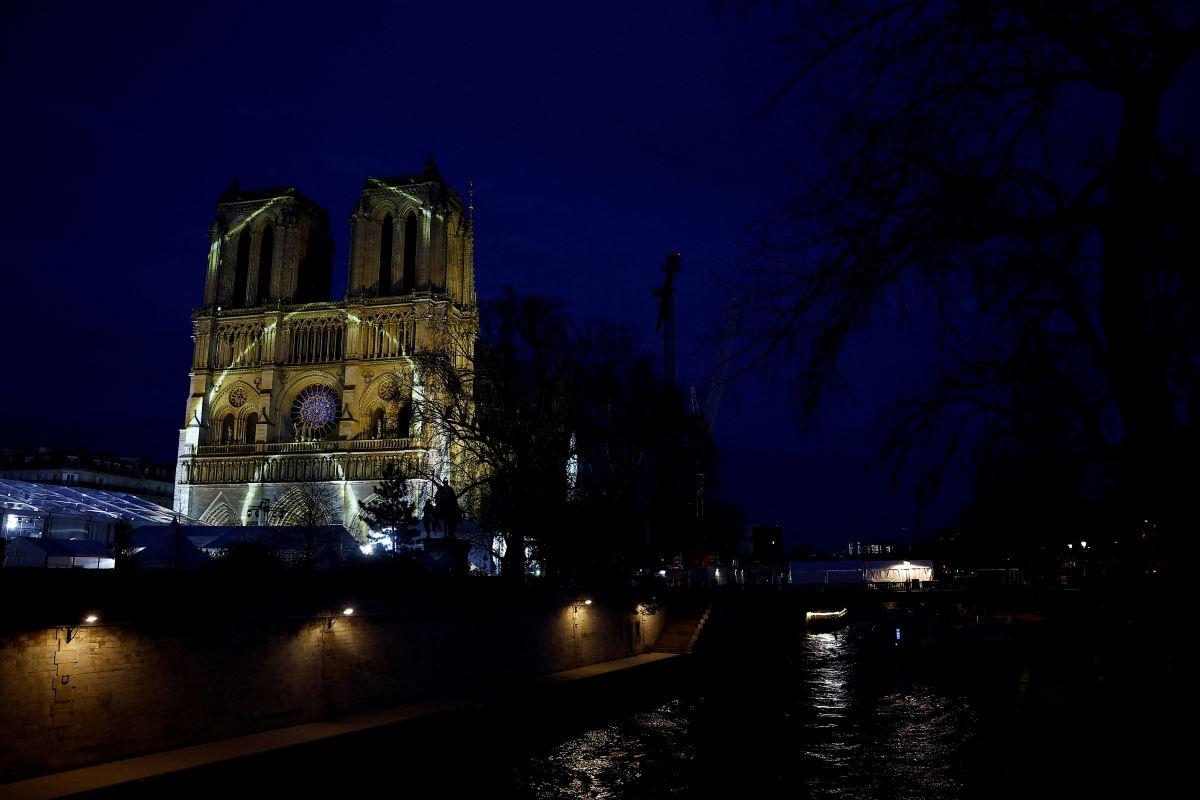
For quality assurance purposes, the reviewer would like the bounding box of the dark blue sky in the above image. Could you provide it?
[0,1,965,551]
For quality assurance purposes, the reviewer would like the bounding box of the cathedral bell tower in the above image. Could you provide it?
[202,181,334,311]
[175,162,478,536]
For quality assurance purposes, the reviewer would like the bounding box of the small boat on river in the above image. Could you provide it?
[805,608,848,631]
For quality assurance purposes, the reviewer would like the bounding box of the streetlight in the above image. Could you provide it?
[67,613,99,643]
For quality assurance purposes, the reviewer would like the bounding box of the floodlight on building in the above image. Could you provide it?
[584,598,593,605]
[84,614,99,624]
[342,607,355,616]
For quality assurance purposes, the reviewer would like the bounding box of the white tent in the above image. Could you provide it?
[863,560,933,583]
[790,559,934,585]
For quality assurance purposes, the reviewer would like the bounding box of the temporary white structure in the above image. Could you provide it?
[864,560,934,583]
[0,478,195,543]
[790,559,934,585]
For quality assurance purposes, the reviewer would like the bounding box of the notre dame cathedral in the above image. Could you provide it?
[174,157,477,534]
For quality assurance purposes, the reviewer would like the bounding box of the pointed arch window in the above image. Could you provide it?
[402,211,418,291]
[232,229,252,307]
[371,407,387,439]
[378,214,394,295]
[395,402,412,437]
[256,226,274,304]
[243,412,259,444]
[220,413,236,444]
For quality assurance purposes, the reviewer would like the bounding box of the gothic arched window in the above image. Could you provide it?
[371,407,386,439]
[256,226,274,304]
[378,214,394,295]
[402,211,418,291]
[395,402,412,437]
[232,229,252,307]
[221,413,235,444]
[243,412,258,444]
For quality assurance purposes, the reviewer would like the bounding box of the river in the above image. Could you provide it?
[86,596,1178,798]
[514,622,987,799]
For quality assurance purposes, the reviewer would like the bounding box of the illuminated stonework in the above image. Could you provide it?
[174,159,478,533]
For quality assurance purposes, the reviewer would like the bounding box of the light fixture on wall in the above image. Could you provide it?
[325,606,356,629]
[66,612,100,643]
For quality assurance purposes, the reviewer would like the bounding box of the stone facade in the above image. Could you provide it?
[0,599,665,781]
[175,159,478,533]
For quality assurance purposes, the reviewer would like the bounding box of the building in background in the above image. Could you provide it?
[174,158,478,535]
[847,540,906,557]
[0,447,173,505]
[0,478,192,542]
[790,559,934,587]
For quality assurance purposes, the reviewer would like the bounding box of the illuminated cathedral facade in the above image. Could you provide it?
[174,158,477,534]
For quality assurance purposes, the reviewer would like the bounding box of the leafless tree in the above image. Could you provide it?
[268,482,344,570]
[734,0,1200,535]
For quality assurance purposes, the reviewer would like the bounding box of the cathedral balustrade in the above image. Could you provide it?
[359,311,416,360]
[283,314,345,364]
[206,321,272,369]
[178,449,425,485]
[193,437,420,456]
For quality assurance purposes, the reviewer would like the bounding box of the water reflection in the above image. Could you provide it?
[517,624,977,799]
[797,627,975,799]
[522,701,692,799]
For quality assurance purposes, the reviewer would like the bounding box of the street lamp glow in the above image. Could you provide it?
[342,607,355,616]
[84,614,99,624]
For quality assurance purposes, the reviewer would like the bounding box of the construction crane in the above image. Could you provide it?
[691,298,740,519]
[704,297,740,433]
[652,252,682,387]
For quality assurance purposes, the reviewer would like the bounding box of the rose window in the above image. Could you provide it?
[291,385,340,440]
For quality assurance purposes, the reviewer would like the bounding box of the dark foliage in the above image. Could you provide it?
[736,1,1200,553]
[416,289,742,586]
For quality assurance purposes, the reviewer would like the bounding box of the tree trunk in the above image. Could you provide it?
[1100,85,1180,521]
[501,530,526,579]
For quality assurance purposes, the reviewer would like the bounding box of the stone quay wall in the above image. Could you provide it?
[0,598,666,782]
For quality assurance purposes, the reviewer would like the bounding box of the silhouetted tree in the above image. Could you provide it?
[270,483,342,570]
[359,463,420,554]
[415,291,579,579]
[737,1,1200,546]
[416,290,741,583]
[109,519,138,570]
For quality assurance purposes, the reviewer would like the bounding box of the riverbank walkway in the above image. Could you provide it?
[0,652,679,800]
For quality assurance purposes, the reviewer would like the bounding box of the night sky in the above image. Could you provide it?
[1,1,966,552]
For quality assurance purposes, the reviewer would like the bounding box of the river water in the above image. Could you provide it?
[91,600,1178,798]
[513,622,995,799]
